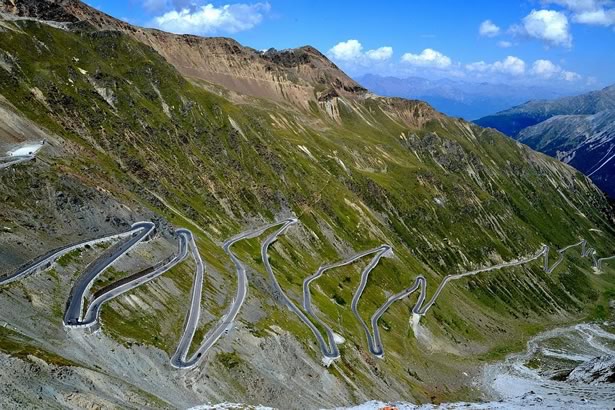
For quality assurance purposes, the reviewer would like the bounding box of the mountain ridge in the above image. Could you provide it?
[475,85,615,197]
[475,84,615,136]
[1,0,370,109]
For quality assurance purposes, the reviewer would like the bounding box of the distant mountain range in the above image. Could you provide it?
[475,85,615,197]
[355,74,580,120]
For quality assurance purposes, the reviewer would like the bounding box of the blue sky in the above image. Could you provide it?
[85,0,615,88]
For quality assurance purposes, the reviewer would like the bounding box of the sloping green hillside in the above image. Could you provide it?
[1,16,615,408]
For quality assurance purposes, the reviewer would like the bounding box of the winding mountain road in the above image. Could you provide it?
[0,223,148,286]
[0,155,34,170]
[171,219,300,369]
[170,229,207,369]
[349,245,392,357]
[298,234,613,359]
[64,222,156,327]
[363,240,609,357]
[302,246,394,359]
[221,219,298,342]
[3,212,615,367]
[260,218,345,363]
[2,217,312,369]
[77,229,190,328]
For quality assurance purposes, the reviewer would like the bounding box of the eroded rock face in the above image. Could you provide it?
[567,355,615,384]
[2,0,79,22]
[1,0,366,109]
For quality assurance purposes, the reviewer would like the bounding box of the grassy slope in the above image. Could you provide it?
[1,19,615,404]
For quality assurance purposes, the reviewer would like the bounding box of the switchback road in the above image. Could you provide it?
[3,214,614,366]
[64,222,156,327]
[0,155,34,170]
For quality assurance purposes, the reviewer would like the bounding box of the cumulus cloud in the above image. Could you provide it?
[153,2,270,34]
[531,59,582,80]
[479,20,501,37]
[574,8,615,24]
[329,40,580,85]
[466,56,526,76]
[401,48,452,68]
[328,40,393,62]
[542,0,615,27]
[517,9,572,47]
[545,0,615,26]
[466,57,580,81]
[544,0,601,11]
[365,46,394,61]
[492,56,527,75]
[562,70,582,81]
[531,59,560,77]
[329,39,363,61]
[544,0,609,11]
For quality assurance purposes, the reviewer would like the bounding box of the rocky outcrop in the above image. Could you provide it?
[567,355,615,384]
[378,97,441,128]
[1,0,79,21]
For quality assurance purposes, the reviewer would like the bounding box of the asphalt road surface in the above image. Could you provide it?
[0,155,34,170]
[349,245,392,357]
[170,220,298,369]
[3,211,614,366]
[77,229,190,327]
[64,222,155,326]
[0,224,145,285]
[170,229,206,369]
[366,239,608,357]
[302,246,394,359]
[259,218,345,362]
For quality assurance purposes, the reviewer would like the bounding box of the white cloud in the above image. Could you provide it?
[544,0,605,12]
[545,0,615,26]
[328,40,393,62]
[531,59,561,77]
[466,56,526,76]
[365,46,393,61]
[562,70,582,81]
[519,9,572,47]
[328,39,393,66]
[329,39,363,61]
[493,56,526,75]
[498,40,513,48]
[466,56,581,81]
[531,59,582,80]
[153,2,270,34]
[465,61,490,73]
[401,48,452,68]
[479,20,501,37]
[574,8,615,25]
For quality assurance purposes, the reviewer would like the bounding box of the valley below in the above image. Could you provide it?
[192,320,615,409]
